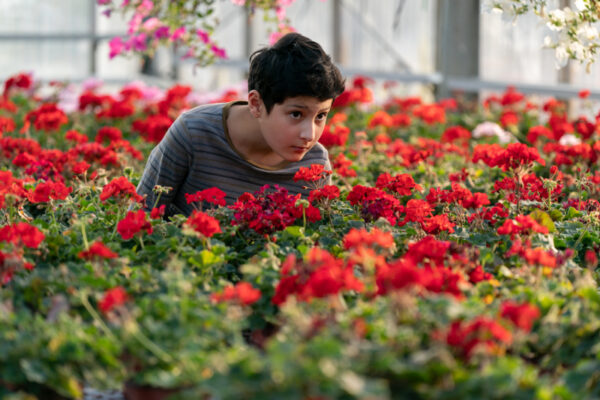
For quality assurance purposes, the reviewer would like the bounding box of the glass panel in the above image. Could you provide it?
[0,0,91,33]
[0,40,90,79]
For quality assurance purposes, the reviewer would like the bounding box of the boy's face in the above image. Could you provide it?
[254,94,333,163]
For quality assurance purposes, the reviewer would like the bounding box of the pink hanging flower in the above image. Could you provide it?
[109,37,126,59]
[196,29,210,44]
[171,27,186,41]
[211,45,227,59]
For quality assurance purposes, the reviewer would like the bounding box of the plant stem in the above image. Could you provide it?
[80,219,90,250]
[131,326,174,364]
[80,291,118,342]
[111,209,123,239]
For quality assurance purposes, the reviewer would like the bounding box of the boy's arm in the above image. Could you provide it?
[136,115,192,212]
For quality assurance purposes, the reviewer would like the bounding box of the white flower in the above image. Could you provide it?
[555,44,570,68]
[544,35,555,48]
[548,9,566,30]
[559,134,582,146]
[574,0,587,12]
[577,23,598,44]
[473,121,514,143]
[569,41,586,60]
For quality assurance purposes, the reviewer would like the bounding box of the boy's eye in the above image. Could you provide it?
[316,112,328,121]
[290,111,302,119]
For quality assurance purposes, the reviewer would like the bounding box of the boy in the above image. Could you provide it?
[136,33,345,217]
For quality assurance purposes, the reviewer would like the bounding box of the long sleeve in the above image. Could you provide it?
[136,114,193,214]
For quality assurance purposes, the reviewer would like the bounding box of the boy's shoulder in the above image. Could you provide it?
[180,102,225,121]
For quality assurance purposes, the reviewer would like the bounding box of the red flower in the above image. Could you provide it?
[3,72,32,98]
[468,265,492,284]
[65,129,89,143]
[343,227,394,250]
[579,89,591,99]
[185,187,227,207]
[347,185,404,225]
[500,301,540,332]
[150,204,166,219]
[441,125,471,146]
[78,240,118,260]
[500,110,519,127]
[333,153,357,177]
[95,126,123,143]
[100,176,143,203]
[117,210,153,240]
[412,104,446,125]
[0,222,45,248]
[403,199,432,223]
[132,114,173,143]
[71,161,91,175]
[230,185,304,234]
[375,172,422,196]
[24,103,69,132]
[272,248,363,305]
[318,124,350,148]
[444,317,512,359]
[293,164,332,183]
[0,116,15,134]
[27,180,72,203]
[497,215,549,238]
[0,170,28,209]
[526,125,554,144]
[184,210,222,238]
[211,282,261,305]
[368,110,393,128]
[98,286,128,313]
[308,185,340,203]
[421,214,455,234]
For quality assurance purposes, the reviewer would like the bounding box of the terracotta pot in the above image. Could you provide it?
[123,382,182,400]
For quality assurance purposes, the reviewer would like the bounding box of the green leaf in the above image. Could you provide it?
[528,209,556,233]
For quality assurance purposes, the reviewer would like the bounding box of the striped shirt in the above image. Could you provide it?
[136,101,332,217]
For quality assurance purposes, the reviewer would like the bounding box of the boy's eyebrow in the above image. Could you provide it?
[286,104,331,112]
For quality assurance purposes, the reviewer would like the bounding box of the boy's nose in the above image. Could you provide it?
[300,123,317,142]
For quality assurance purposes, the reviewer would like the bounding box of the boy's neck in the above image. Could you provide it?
[226,103,288,168]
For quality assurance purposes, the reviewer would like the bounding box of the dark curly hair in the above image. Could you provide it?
[248,33,345,113]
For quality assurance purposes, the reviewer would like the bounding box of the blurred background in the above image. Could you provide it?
[1,0,599,103]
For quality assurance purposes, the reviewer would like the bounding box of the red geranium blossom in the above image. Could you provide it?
[500,301,540,332]
[403,199,432,223]
[117,210,153,240]
[375,172,422,196]
[211,282,261,305]
[0,222,45,248]
[132,114,173,143]
[343,227,394,251]
[444,317,512,359]
[272,248,364,305]
[421,214,455,234]
[95,126,123,143]
[0,116,15,134]
[99,286,128,313]
[100,176,144,203]
[293,164,332,183]
[308,185,340,203]
[65,129,89,144]
[27,180,72,203]
[78,240,118,260]
[184,210,222,238]
[230,185,315,235]
[24,103,68,132]
[497,215,549,238]
[185,187,227,207]
[3,72,32,98]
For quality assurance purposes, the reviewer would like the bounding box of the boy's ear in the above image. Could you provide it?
[247,90,263,118]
